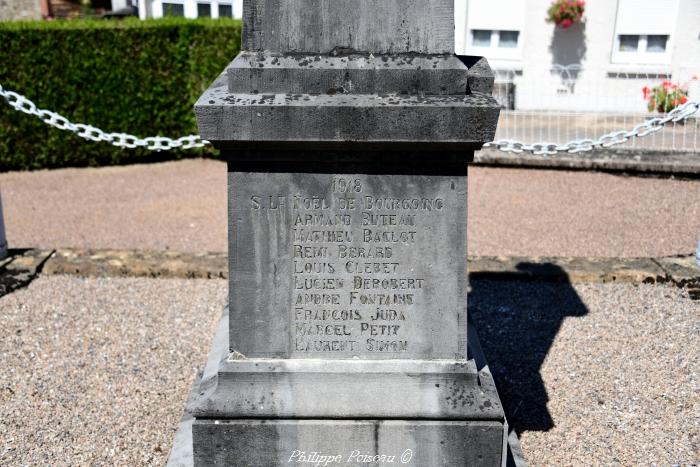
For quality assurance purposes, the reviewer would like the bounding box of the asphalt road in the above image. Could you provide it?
[1,158,699,257]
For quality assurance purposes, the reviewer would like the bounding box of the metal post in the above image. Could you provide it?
[0,189,7,260]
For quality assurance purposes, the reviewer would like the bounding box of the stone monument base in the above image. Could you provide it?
[167,308,525,467]
[194,420,504,466]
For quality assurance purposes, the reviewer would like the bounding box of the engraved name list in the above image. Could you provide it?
[247,174,455,357]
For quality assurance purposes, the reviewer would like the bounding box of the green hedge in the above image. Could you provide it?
[0,18,241,171]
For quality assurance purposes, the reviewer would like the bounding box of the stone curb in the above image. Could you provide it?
[468,254,698,286]
[2,248,698,291]
[475,148,700,176]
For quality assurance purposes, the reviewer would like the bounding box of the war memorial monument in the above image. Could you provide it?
[175,0,508,464]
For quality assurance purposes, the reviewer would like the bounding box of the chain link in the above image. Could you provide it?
[2,82,698,154]
[0,84,209,151]
[485,100,699,155]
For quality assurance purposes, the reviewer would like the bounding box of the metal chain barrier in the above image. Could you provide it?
[0,84,208,151]
[484,100,700,155]
[1,82,698,154]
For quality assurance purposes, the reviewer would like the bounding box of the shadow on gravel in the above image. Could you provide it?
[0,249,53,298]
[469,263,588,435]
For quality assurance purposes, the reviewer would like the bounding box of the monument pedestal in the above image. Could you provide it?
[184,0,507,464]
[171,307,509,466]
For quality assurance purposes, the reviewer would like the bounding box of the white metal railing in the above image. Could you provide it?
[492,65,700,152]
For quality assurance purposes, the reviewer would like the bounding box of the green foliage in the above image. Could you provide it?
[0,18,241,171]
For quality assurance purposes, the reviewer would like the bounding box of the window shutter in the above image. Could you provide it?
[466,0,525,31]
[615,0,679,35]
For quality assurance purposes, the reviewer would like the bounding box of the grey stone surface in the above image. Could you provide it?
[194,0,500,147]
[464,57,495,94]
[191,358,504,419]
[227,53,472,95]
[227,170,468,360]
[169,306,514,466]
[195,73,500,146]
[242,0,454,54]
[193,419,505,467]
[189,0,504,463]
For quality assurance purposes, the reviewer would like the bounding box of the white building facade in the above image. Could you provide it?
[135,0,241,20]
[455,0,700,112]
[130,0,699,114]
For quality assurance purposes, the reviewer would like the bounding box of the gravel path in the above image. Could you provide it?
[1,159,699,257]
[1,276,697,466]
[470,279,700,466]
[0,276,226,466]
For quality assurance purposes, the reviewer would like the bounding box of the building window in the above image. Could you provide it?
[611,0,678,65]
[162,2,184,16]
[618,35,639,52]
[463,0,524,63]
[646,35,669,53]
[471,30,491,47]
[218,3,232,17]
[150,0,241,19]
[498,31,519,49]
[470,30,520,49]
[617,34,669,54]
[197,2,211,17]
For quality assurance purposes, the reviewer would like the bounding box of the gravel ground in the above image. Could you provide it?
[0,276,226,466]
[1,276,698,466]
[470,279,700,466]
[1,159,700,257]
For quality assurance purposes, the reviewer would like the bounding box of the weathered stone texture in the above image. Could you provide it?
[193,420,505,466]
[242,0,454,54]
[227,170,468,360]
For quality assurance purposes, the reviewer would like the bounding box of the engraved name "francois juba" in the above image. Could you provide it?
[249,177,447,355]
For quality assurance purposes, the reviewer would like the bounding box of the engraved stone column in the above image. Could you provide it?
[192,1,505,465]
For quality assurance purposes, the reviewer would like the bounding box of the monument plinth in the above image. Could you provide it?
[189,0,506,465]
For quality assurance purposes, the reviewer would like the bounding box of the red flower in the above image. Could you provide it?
[642,86,650,100]
[680,96,688,104]
[548,0,584,27]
